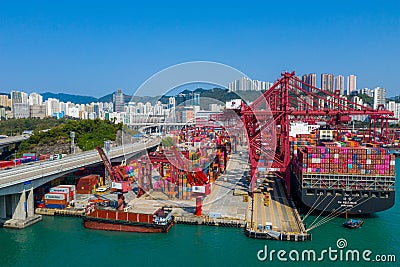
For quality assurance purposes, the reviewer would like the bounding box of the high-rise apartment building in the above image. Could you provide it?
[228,77,272,92]
[373,87,386,109]
[301,73,317,92]
[321,74,334,92]
[46,98,60,116]
[11,91,28,104]
[113,89,124,112]
[0,95,10,107]
[352,88,373,97]
[29,92,43,105]
[335,75,345,95]
[30,105,46,119]
[386,101,400,121]
[347,75,357,95]
[176,92,200,107]
[11,91,29,118]
[13,103,30,118]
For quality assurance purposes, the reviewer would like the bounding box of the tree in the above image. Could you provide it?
[161,137,174,148]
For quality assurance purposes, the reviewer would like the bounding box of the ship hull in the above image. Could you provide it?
[291,172,395,215]
[83,217,173,233]
[82,208,174,233]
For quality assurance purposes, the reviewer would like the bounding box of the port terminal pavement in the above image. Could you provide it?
[127,146,250,226]
[117,145,308,239]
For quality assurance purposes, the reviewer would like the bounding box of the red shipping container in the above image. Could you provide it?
[45,199,68,205]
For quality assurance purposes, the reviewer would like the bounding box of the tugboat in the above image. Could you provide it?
[343,219,364,229]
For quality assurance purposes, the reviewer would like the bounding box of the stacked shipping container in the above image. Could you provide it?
[44,185,77,209]
[296,146,396,176]
[293,144,396,192]
[289,134,317,157]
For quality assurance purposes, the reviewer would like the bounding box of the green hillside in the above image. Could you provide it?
[17,119,122,156]
[0,118,68,136]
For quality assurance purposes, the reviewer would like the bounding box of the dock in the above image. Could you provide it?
[35,208,85,217]
[1,215,42,229]
[201,146,250,222]
[245,173,310,241]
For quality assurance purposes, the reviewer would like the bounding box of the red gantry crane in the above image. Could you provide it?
[223,71,396,196]
[96,146,132,210]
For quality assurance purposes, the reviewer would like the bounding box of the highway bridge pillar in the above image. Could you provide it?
[12,190,26,220]
[1,190,41,228]
[27,188,34,217]
[0,195,6,218]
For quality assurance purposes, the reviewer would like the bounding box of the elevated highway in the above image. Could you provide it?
[0,137,160,227]
[0,135,30,148]
[0,135,30,160]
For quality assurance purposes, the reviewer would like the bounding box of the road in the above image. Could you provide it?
[0,137,160,189]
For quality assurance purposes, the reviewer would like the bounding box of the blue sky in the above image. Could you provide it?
[0,0,399,97]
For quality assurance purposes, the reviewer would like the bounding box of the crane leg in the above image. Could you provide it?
[117,194,125,211]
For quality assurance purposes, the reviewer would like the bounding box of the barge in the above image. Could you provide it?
[83,206,174,233]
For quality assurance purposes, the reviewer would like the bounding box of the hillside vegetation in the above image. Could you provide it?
[0,118,68,136]
[17,119,122,156]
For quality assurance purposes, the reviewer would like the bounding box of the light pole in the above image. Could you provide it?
[104,140,111,184]
[70,131,75,154]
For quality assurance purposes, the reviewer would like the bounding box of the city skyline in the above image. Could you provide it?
[1,71,397,98]
[0,1,399,96]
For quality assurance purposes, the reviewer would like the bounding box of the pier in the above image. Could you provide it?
[245,173,310,241]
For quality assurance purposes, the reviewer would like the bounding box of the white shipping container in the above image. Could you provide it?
[366,159,372,165]
[209,212,221,218]
[334,154,339,159]
[192,186,206,193]
[390,161,395,166]
[112,182,122,190]
[45,193,66,200]
[311,158,321,164]
[58,185,76,192]
[50,187,69,194]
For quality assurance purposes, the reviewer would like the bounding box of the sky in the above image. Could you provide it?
[0,0,399,97]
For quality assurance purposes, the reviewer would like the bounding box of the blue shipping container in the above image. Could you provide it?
[45,204,66,209]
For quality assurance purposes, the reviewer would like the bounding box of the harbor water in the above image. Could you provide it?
[1,158,399,266]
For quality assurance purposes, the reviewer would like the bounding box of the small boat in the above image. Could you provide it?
[343,219,364,229]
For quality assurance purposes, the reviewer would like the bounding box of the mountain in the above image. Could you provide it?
[97,93,113,103]
[42,92,98,104]
[9,87,264,107]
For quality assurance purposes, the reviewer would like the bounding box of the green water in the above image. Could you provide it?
[1,159,399,267]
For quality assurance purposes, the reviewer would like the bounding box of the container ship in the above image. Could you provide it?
[289,122,396,215]
[83,206,174,233]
